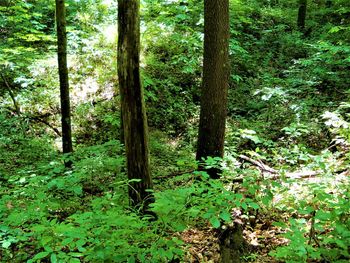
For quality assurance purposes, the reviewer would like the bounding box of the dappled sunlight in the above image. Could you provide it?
[71,76,99,104]
[102,24,118,44]
[1,0,349,262]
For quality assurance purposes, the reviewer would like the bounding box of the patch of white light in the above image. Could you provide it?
[102,24,118,44]
[102,0,113,6]
[164,0,178,4]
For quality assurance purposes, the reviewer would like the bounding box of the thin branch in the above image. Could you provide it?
[27,115,62,137]
[1,75,61,136]
[1,73,20,115]
[1,73,61,136]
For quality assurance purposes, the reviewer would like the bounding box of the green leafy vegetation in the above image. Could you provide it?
[1,0,350,262]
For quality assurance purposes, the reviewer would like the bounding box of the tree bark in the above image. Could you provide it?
[220,224,245,263]
[196,0,230,179]
[117,0,153,210]
[55,0,73,158]
[0,0,10,7]
[297,0,307,31]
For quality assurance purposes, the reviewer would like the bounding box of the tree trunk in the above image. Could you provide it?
[196,0,230,179]
[0,0,10,7]
[220,224,246,263]
[297,0,307,31]
[55,0,73,159]
[117,0,153,210]
[325,0,332,8]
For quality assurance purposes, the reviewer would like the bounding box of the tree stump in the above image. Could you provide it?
[219,223,246,263]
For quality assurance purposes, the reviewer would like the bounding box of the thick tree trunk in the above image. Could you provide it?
[297,0,307,30]
[117,0,153,209]
[196,0,230,179]
[55,0,73,158]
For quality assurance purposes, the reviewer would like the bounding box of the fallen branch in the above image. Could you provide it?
[237,154,322,181]
[231,171,321,183]
[284,170,319,179]
[239,155,277,174]
[156,155,324,182]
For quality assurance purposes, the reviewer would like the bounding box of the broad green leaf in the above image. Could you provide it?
[210,216,221,228]
[127,256,136,263]
[2,240,11,249]
[32,251,50,261]
[50,253,58,263]
[219,211,231,222]
[249,202,259,210]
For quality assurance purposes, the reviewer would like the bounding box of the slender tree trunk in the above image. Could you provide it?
[297,0,307,31]
[56,0,73,159]
[0,0,10,7]
[117,0,153,210]
[196,0,230,179]
[325,0,332,8]
[195,4,243,260]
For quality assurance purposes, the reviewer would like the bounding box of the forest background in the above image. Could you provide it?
[0,0,349,262]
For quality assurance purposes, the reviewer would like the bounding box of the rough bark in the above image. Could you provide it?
[0,0,10,7]
[219,224,246,263]
[55,0,73,157]
[117,0,153,209]
[297,0,307,30]
[196,0,230,179]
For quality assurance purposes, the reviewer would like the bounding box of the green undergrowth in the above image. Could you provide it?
[270,176,350,263]
[1,1,350,261]
[1,114,349,262]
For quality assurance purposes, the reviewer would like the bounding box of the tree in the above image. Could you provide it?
[55,0,73,160]
[196,4,244,260]
[297,0,307,30]
[117,0,153,209]
[196,0,230,179]
[0,0,9,7]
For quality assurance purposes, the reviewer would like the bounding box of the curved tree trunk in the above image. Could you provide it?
[55,0,73,159]
[196,0,230,179]
[117,0,153,210]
